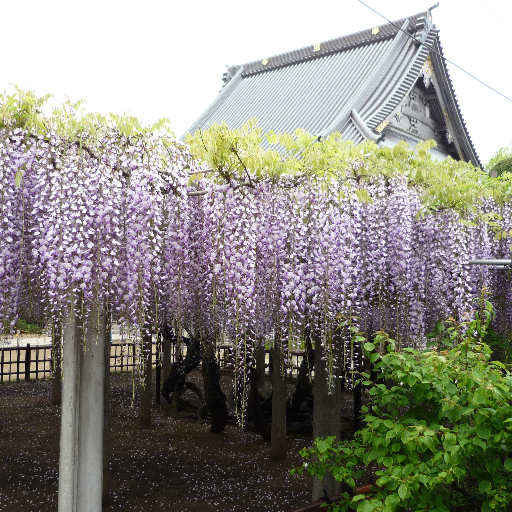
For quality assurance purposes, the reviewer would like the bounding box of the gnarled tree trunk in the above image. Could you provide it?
[247,345,271,441]
[255,344,266,388]
[291,329,314,411]
[171,365,186,416]
[162,324,174,387]
[202,348,228,433]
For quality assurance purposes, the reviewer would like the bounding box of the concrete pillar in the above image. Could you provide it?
[58,295,106,512]
[102,316,111,507]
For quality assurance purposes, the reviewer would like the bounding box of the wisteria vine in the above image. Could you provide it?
[1,101,512,396]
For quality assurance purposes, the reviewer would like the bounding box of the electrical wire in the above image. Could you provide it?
[357,0,512,103]
[471,0,512,30]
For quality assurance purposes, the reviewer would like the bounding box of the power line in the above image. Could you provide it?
[471,0,512,30]
[357,0,512,103]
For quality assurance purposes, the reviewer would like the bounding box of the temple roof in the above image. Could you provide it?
[182,9,481,167]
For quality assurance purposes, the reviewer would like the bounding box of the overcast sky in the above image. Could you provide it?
[3,0,511,165]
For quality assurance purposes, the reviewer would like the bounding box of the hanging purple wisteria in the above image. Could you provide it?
[0,99,196,378]
[2,103,512,395]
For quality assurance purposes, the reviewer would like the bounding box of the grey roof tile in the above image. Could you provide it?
[182,10,480,168]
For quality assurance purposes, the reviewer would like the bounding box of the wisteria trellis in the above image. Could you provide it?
[1,118,512,391]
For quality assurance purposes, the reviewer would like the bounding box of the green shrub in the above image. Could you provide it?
[425,315,512,367]
[484,329,512,366]
[14,318,43,333]
[490,156,512,177]
[292,299,512,511]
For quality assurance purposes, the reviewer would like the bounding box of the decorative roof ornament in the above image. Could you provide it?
[371,27,380,35]
[313,43,321,52]
[419,2,439,44]
[262,58,268,66]
[446,127,454,145]
[421,55,434,88]
[221,65,242,88]
[375,119,389,133]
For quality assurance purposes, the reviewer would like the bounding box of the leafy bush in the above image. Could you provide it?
[426,310,512,366]
[490,156,512,178]
[487,142,512,175]
[14,318,42,333]
[484,329,512,366]
[292,299,512,511]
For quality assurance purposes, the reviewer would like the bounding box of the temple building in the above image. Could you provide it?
[183,8,480,167]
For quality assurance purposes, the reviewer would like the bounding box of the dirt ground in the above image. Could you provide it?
[0,370,318,512]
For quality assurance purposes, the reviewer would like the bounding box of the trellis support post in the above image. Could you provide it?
[58,293,106,512]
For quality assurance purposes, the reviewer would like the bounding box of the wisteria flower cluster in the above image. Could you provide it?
[1,105,511,393]
[0,116,193,373]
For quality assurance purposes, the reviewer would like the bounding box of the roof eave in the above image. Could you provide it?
[429,34,482,168]
[180,65,245,140]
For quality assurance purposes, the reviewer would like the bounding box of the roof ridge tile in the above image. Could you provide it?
[242,12,427,77]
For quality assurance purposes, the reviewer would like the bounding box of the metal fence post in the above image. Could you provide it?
[25,344,31,381]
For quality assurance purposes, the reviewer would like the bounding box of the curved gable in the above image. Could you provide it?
[182,10,480,167]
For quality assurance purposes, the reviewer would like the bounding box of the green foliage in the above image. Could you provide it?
[186,121,510,223]
[425,293,512,365]
[490,156,512,178]
[486,144,512,204]
[0,86,175,143]
[483,329,512,366]
[185,120,292,186]
[299,135,495,217]
[0,86,177,189]
[487,143,512,172]
[0,86,51,134]
[14,318,43,334]
[425,291,495,349]
[293,299,512,511]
